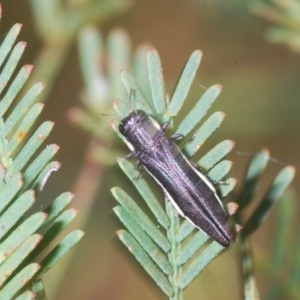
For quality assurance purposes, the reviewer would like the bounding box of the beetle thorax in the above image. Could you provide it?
[119,110,162,154]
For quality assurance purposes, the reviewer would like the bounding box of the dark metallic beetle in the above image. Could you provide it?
[119,109,235,247]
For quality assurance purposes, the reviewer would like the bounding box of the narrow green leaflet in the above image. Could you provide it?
[27,209,79,261]
[0,41,26,96]
[0,65,33,117]
[79,26,104,88]
[175,84,222,138]
[2,83,45,137]
[147,48,166,114]
[117,158,169,229]
[117,230,174,297]
[133,44,152,105]
[21,144,59,192]
[120,70,155,117]
[207,160,232,182]
[112,187,171,252]
[219,177,237,198]
[114,206,172,275]
[179,242,224,289]
[0,172,23,213]
[42,192,74,226]
[36,230,84,278]
[168,50,202,117]
[0,212,47,264]
[265,191,295,300]
[176,220,195,243]
[7,121,55,180]
[242,166,295,237]
[0,263,40,300]
[184,111,225,157]
[178,231,209,265]
[0,190,35,240]
[5,103,44,158]
[198,139,235,170]
[15,291,36,300]
[0,234,42,287]
[238,148,270,210]
[107,29,131,100]
[0,23,22,68]
[112,98,130,117]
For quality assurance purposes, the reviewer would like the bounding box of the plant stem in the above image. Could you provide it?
[166,200,183,300]
[239,235,260,300]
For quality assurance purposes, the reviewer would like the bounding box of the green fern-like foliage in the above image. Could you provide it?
[249,0,300,52]
[111,49,237,299]
[0,11,84,299]
[111,48,296,299]
[235,149,295,299]
[69,26,151,166]
[73,23,296,299]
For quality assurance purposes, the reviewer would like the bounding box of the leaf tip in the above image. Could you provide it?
[54,143,60,151]
[110,119,119,132]
[66,192,74,198]
[120,69,126,75]
[25,64,34,75]
[70,208,79,217]
[116,229,125,237]
[36,234,44,243]
[16,23,23,28]
[261,147,270,156]
[286,165,296,176]
[111,186,119,195]
[227,202,239,215]
[235,224,243,233]
[218,111,226,119]
[112,98,121,110]
[147,47,156,55]
[19,41,27,49]
[193,49,203,58]
[216,84,223,91]
[229,140,236,148]
[41,211,48,220]
[77,230,85,238]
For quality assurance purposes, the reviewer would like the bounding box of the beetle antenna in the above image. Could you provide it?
[129,89,138,115]
[194,78,206,89]
[99,113,122,118]
[129,89,133,112]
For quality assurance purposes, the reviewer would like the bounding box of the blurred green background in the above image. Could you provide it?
[1,0,299,299]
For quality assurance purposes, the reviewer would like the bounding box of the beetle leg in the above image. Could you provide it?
[212,180,227,186]
[191,161,204,171]
[125,151,138,159]
[134,159,142,169]
[132,162,143,180]
[162,120,184,140]
[161,121,170,132]
[188,132,196,144]
[132,171,143,181]
[170,133,184,140]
